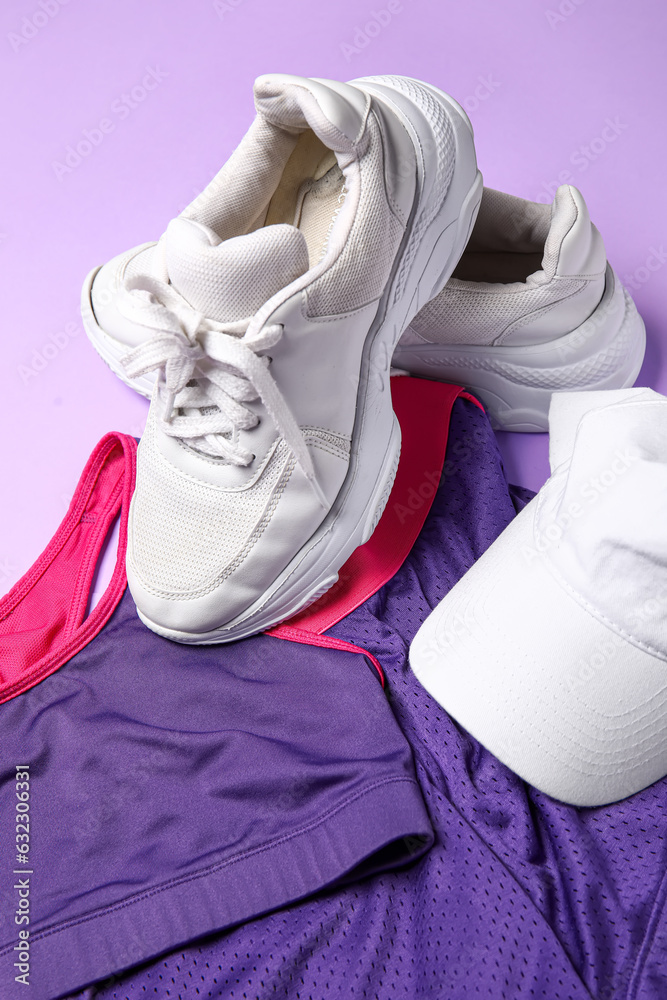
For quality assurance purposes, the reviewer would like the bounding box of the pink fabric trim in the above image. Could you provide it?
[270,379,479,638]
[460,389,485,410]
[270,625,385,688]
[0,433,137,703]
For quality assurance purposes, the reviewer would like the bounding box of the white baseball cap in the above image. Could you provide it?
[410,387,667,807]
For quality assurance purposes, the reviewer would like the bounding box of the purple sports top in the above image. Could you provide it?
[0,377,470,999]
[67,398,667,1000]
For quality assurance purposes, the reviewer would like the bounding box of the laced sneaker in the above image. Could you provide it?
[82,73,482,643]
[393,184,646,430]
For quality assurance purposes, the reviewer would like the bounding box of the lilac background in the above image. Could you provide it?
[1,0,665,597]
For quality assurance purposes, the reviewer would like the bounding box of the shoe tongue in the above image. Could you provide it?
[165,217,310,322]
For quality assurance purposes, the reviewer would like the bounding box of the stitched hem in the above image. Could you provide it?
[0,776,432,1000]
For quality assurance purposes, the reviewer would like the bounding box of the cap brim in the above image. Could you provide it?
[410,498,667,807]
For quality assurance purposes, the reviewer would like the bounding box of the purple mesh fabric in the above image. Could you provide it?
[70,398,667,1000]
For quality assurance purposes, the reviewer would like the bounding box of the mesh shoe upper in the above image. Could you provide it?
[402,184,607,349]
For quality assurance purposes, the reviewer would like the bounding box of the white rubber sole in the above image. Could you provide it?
[393,265,647,432]
[81,266,157,398]
[139,77,483,644]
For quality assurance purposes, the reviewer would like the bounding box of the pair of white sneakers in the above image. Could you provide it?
[81,73,646,645]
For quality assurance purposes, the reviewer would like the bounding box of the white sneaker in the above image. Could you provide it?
[83,73,482,643]
[393,184,646,430]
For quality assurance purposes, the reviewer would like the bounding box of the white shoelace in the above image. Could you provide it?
[118,274,327,508]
